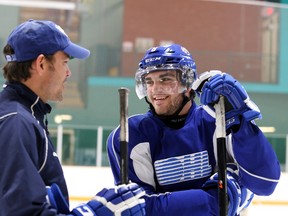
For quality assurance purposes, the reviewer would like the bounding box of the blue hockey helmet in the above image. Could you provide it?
[135,44,197,99]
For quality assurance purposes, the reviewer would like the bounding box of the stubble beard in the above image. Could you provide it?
[154,94,183,116]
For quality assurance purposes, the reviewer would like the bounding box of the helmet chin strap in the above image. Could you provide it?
[145,92,191,120]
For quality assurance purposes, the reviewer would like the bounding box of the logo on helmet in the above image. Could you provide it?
[145,57,161,63]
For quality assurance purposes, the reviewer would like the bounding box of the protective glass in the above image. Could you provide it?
[135,65,187,99]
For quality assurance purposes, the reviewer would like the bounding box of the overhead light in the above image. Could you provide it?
[259,126,276,133]
[0,0,76,10]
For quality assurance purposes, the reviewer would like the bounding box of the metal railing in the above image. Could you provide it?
[50,124,288,171]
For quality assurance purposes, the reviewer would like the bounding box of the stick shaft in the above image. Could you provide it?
[118,87,130,184]
[215,96,228,216]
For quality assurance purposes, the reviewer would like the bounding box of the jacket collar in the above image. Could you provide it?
[4,81,52,115]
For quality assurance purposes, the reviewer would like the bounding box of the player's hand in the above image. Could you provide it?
[202,164,254,216]
[72,182,146,216]
[192,70,262,131]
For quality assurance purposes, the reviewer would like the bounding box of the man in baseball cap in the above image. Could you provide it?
[0,19,147,215]
[5,19,90,62]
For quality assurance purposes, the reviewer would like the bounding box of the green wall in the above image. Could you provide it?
[50,76,288,135]
[48,76,287,166]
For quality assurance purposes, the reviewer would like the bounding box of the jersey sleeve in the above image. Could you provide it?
[230,119,281,195]
[143,188,218,216]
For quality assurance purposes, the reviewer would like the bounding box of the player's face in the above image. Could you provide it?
[145,70,185,116]
[42,51,71,102]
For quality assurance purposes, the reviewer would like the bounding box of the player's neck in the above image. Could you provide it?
[178,100,192,115]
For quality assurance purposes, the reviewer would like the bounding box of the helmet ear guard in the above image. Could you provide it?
[135,44,197,99]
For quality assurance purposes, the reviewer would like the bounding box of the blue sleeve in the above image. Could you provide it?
[144,189,218,216]
[0,115,64,215]
[231,120,281,195]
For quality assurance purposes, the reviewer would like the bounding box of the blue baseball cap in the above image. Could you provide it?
[5,19,90,62]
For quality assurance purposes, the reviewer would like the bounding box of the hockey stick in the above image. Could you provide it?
[214,95,228,216]
[118,87,130,184]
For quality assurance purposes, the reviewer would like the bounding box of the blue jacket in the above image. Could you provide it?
[0,82,68,215]
[107,102,281,216]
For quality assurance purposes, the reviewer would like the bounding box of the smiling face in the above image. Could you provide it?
[145,70,190,116]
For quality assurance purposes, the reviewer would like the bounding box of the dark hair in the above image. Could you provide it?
[3,44,33,82]
[2,44,54,82]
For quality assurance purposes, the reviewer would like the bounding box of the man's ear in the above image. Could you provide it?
[34,54,46,72]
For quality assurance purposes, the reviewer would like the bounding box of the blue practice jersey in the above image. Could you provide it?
[107,102,280,215]
[0,82,68,215]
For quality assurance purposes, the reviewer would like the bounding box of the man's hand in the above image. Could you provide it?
[47,183,146,216]
[72,183,146,216]
[202,164,254,216]
[192,70,262,131]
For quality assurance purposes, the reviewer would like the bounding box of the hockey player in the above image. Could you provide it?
[0,19,145,215]
[107,44,281,215]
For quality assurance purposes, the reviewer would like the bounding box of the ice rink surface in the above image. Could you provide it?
[63,166,288,215]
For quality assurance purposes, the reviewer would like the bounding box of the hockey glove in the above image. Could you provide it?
[47,183,146,216]
[72,183,146,216]
[192,70,262,131]
[202,164,254,216]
